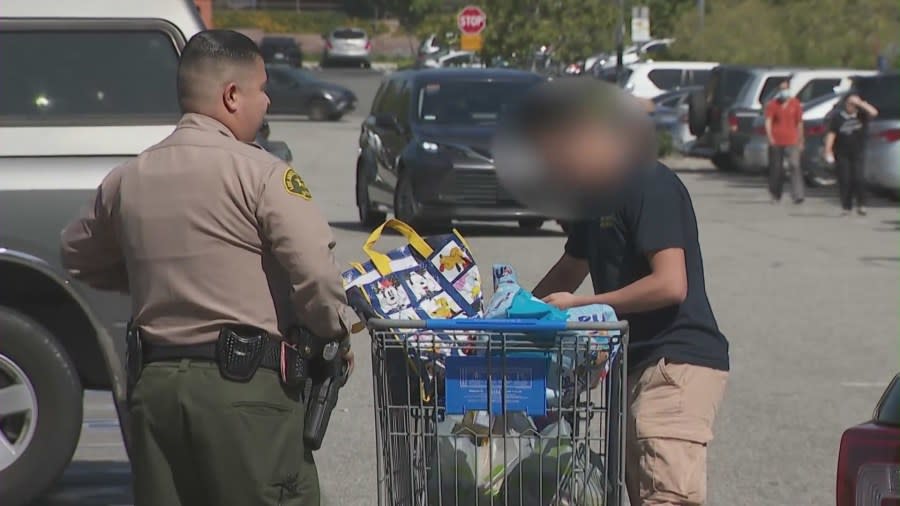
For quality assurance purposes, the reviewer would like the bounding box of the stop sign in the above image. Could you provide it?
[457,5,486,35]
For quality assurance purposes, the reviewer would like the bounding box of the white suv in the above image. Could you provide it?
[622,61,719,99]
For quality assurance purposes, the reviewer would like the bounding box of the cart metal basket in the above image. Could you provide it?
[367,318,628,506]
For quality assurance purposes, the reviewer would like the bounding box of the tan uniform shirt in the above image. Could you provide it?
[60,113,351,345]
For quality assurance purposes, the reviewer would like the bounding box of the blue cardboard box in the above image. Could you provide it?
[444,355,548,416]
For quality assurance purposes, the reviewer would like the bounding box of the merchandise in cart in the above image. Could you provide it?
[366,318,628,506]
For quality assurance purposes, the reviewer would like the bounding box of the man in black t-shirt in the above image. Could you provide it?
[514,82,729,506]
[825,94,880,215]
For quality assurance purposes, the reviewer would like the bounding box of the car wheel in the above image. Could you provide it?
[393,173,448,232]
[393,172,420,225]
[518,219,545,231]
[357,162,386,228]
[711,153,737,172]
[362,60,371,69]
[0,306,83,506]
[308,99,331,121]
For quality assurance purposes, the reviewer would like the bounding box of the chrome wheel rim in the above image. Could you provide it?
[0,354,38,471]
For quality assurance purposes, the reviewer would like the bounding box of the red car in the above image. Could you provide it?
[837,373,900,505]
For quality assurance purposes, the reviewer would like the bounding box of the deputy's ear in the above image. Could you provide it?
[223,82,239,113]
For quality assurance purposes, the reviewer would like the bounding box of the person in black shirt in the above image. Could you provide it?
[825,94,879,215]
[514,81,729,506]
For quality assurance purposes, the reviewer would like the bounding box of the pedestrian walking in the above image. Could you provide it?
[60,30,354,506]
[824,93,879,216]
[516,81,730,506]
[764,78,805,204]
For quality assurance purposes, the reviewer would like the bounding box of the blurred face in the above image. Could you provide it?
[845,94,860,114]
[225,57,270,142]
[531,117,631,189]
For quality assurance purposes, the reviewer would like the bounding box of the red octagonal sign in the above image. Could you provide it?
[457,5,486,35]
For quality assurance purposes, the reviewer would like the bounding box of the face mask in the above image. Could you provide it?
[776,89,791,101]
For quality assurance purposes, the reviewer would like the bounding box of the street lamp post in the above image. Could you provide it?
[616,0,625,82]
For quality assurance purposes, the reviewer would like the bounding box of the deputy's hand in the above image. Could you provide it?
[541,292,581,310]
[341,348,355,378]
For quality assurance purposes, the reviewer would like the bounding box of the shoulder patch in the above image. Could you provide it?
[282,167,312,200]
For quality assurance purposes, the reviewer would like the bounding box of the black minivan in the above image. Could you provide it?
[355,68,546,230]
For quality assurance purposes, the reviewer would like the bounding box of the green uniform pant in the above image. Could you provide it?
[129,359,320,506]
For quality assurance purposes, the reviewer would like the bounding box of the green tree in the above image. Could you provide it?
[670,0,792,64]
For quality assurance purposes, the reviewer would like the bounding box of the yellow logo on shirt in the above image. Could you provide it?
[598,216,616,228]
[283,167,312,200]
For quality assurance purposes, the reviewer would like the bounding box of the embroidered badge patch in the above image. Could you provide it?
[282,167,312,200]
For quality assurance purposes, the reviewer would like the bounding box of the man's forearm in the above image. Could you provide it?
[577,272,686,314]
[533,254,589,299]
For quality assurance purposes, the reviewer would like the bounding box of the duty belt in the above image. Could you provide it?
[142,339,282,372]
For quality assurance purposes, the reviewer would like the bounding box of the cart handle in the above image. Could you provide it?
[366,318,628,332]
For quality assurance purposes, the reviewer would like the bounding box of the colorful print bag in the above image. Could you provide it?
[342,219,483,326]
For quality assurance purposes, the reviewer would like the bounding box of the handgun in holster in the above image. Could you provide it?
[303,346,350,451]
[125,319,143,401]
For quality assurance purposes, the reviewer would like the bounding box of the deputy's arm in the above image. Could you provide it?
[60,171,129,293]
[256,164,351,340]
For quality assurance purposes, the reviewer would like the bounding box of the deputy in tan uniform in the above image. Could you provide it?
[60,30,352,506]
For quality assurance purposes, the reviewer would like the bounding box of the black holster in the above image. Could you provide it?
[304,356,349,451]
[215,325,268,382]
[125,320,142,401]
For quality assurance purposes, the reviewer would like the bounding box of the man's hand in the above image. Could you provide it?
[542,292,582,310]
[824,150,835,164]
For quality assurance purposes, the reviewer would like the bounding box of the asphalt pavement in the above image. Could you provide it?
[37,69,900,506]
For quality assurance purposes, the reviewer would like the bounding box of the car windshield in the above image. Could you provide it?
[856,75,900,120]
[332,29,366,39]
[802,92,840,110]
[0,29,180,125]
[417,79,537,125]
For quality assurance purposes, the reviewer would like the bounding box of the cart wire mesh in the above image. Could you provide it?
[367,318,628,506]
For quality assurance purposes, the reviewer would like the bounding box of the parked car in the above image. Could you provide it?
[621,61,717,99]
[0,1,204,504]
[836,373,900,506]
[256,119,293,162]
[689,65,802,170]
[857,73,900,192]
[756,69,876,105]
[651,86,704,154]
[742,92,843,184]
[259,36,303,67]
[355,68,546,230]
[588,38,674,73]
[322,27,371,68]
[265,64,357,121]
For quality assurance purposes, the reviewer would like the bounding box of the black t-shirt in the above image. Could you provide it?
[829,110,869,156]
[564,162,730,373]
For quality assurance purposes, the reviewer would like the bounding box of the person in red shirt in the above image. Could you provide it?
[764,78,805,204]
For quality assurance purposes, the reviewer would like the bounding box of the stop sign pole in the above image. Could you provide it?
[457,5,486,52]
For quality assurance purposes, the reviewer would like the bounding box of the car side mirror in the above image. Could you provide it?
[374,113,400,131]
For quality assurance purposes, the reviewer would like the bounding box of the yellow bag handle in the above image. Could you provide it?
[363,219,435,275]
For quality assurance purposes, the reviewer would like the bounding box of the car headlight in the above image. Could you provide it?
[420,141,440,153]
[323,92,334,100]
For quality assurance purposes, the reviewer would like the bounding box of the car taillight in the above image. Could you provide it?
[325,40,333,49]
[876,129,900,143]
[836,422,900,506]
[365,40,372,50]
[805,123,827,137]
[728,113,738,132]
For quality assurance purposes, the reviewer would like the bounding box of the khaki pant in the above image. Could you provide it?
[625,359,728,506]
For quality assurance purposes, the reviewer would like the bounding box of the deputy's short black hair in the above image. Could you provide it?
[177,29,262,112]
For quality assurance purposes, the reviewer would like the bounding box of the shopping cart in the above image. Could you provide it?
[367,318,628,506]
